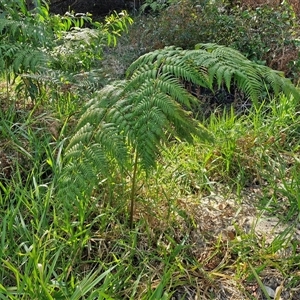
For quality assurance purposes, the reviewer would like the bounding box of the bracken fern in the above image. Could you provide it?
[59,44,299,227]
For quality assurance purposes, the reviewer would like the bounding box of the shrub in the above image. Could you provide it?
[0,0,133,99]
[136,0,299,81]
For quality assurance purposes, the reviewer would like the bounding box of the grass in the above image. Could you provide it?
[1,85,300,299]
[0,3,300,296]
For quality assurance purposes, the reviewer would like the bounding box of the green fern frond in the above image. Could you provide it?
[65,123,94,154]
[23,68,106,95]
[14,46,44,73]
[130,43,299,107]
[198,43,248,61]
[0,42,48,75]
[191,46,260,103]
[94,123,129,166]
[0,19,22,37]
[194,43,299,104]
[161,63,210,88]
[133,108,164,169]
[59,144,110,202]
[0,17,49,46]
[127,46,211,90]
[254,63,299,99]
[155,74,197,108]
[59,43,299,208]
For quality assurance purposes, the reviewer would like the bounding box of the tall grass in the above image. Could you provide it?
[0,90,299,298]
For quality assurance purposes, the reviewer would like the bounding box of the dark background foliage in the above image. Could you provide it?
[47,0,143,16]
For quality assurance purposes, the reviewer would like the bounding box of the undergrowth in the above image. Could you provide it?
[1,88,300,298]
[0,0,300,299]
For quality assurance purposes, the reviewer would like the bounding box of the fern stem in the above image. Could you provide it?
[129,149,139,229]
[5,64,9,100]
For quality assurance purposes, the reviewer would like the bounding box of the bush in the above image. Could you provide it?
[0,0,133,100]
[136,0,299,81]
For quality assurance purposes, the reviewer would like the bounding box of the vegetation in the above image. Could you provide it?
[127,0,300,82]
[0,0,300,299]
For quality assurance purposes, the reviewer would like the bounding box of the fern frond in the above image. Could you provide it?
[0,42,48,76]
[0,17,49,46]
[65,123,94,154]
[59,143,110,202]
[23,68,106,95]
[133,106,165,169]
[130,43,299,107]
[128,47,211,90]
[194,43,300,104]
[255,64,299,100]
[126,46,177,76]
[94,123,129,167]
[154,74,196,108]
[60,43,299,206]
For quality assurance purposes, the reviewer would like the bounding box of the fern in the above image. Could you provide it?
[0,2,132,99]
[0,16,51,51]
[59,44,299,227]
[20,68,107,98]
[193,43,299,105]
[0,43,47,78]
